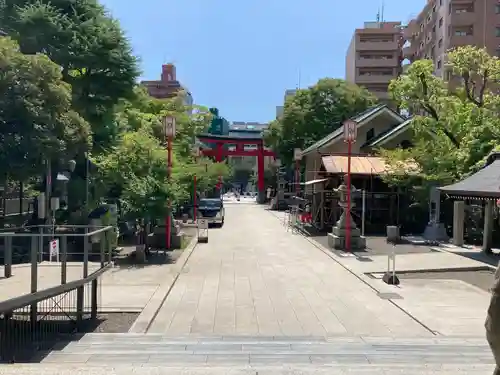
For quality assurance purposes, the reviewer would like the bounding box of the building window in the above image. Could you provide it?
[497,28,500,37]
[437,60,442,69]
[454,27,473,36]
[438,38,442,48]
[366,128,375,143]
[439,17,443,27]
[496,5,500,14]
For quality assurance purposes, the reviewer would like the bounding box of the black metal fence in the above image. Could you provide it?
[0,272,102,362]
[0,226,114,363]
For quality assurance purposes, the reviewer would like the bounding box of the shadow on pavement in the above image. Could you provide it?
[451,251,500,268]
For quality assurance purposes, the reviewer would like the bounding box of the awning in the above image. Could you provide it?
[440,154,500,199]
[303,178,328,186]
[321,155,388,175]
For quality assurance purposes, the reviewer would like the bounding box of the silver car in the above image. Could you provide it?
[197,198,225,227]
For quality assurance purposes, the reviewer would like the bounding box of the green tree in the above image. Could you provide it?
[93,129,173,219]
[1,0,139,150]
[0,37,91,182]
[263,78,376,165]
[93,88,230,218]
[383,46,500,188]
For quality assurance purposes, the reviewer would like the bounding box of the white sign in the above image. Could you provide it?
[163,116,176,137]
[50,239,59,261]
[198,219,208,229]
[294,148,302,161]
[343,120,357,142]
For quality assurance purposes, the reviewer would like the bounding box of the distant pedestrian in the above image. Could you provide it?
[486,263,500,375]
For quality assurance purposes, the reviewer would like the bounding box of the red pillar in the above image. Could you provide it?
[257,143,265,194]
[216,142,223,189]
[166,136,172,249]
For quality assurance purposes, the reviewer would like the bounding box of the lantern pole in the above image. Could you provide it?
[163,116,176,250]
[343,120,357,252]
[294,148,302,196]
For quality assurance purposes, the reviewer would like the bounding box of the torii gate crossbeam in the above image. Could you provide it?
[197,134,275,202]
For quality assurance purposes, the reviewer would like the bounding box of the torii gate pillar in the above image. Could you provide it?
[256,143,266,203]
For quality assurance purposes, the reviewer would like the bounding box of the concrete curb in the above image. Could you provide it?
[430,246,498,271]
[128,235,198,333]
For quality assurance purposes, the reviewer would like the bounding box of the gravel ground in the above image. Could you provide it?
[399,269,495,292]
[91,313,140,333]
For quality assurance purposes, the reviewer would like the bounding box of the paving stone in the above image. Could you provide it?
[149,205,432,337]
[206,354,250,364]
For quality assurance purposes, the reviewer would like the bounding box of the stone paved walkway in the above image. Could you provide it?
[148,204,432,337]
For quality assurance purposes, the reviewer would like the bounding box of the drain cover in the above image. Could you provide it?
[377,292,403,300]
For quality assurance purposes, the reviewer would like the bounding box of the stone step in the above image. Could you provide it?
[2,364,496,375]
[41,334,495,367]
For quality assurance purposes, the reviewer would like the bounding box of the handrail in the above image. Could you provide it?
[0,264,111,314]
[0,225,113,237]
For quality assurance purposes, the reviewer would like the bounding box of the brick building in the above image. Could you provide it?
[141,63,193,105]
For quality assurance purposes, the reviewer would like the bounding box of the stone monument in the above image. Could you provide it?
[422,186,448,242]
[328,176,366,250]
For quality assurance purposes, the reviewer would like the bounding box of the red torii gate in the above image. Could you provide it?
[197,134,275,201]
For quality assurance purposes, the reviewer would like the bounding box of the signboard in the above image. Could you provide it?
[197,219,208,243]
[163,116,176,137]
[294,148,302,161]
[49,239,59,261]
[343,120,357,142]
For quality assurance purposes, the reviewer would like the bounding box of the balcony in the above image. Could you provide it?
[356,57,399,68]
[357,41,399,51]
[372,91,390,99]
[448,34,476,48]
[449,12,476,26]
[356,74,394,84]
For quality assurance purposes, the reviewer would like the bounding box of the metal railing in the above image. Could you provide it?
[0,225,114,363]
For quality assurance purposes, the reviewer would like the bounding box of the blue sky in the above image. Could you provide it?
[100,0,426,123]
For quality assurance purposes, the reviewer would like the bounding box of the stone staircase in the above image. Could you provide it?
[4,333,486,374]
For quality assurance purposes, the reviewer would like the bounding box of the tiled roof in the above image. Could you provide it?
[302,104,402,155]
[321,155,388,175]
[228,131,263,139]
[440,153,500,199]
[366,118,412,147]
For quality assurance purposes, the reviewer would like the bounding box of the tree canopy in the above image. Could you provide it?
[382,46,500,188]
[0,0,139,150]
[92,88,231,219]
[0,37,90,181]
[263,78,377,165]
[0,0,231,222]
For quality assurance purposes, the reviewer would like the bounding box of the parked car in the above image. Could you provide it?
[197,198,224,227]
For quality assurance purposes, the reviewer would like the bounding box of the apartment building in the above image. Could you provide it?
[276,88,298,118]
[403,0,499,79]
[345,21,404,102]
